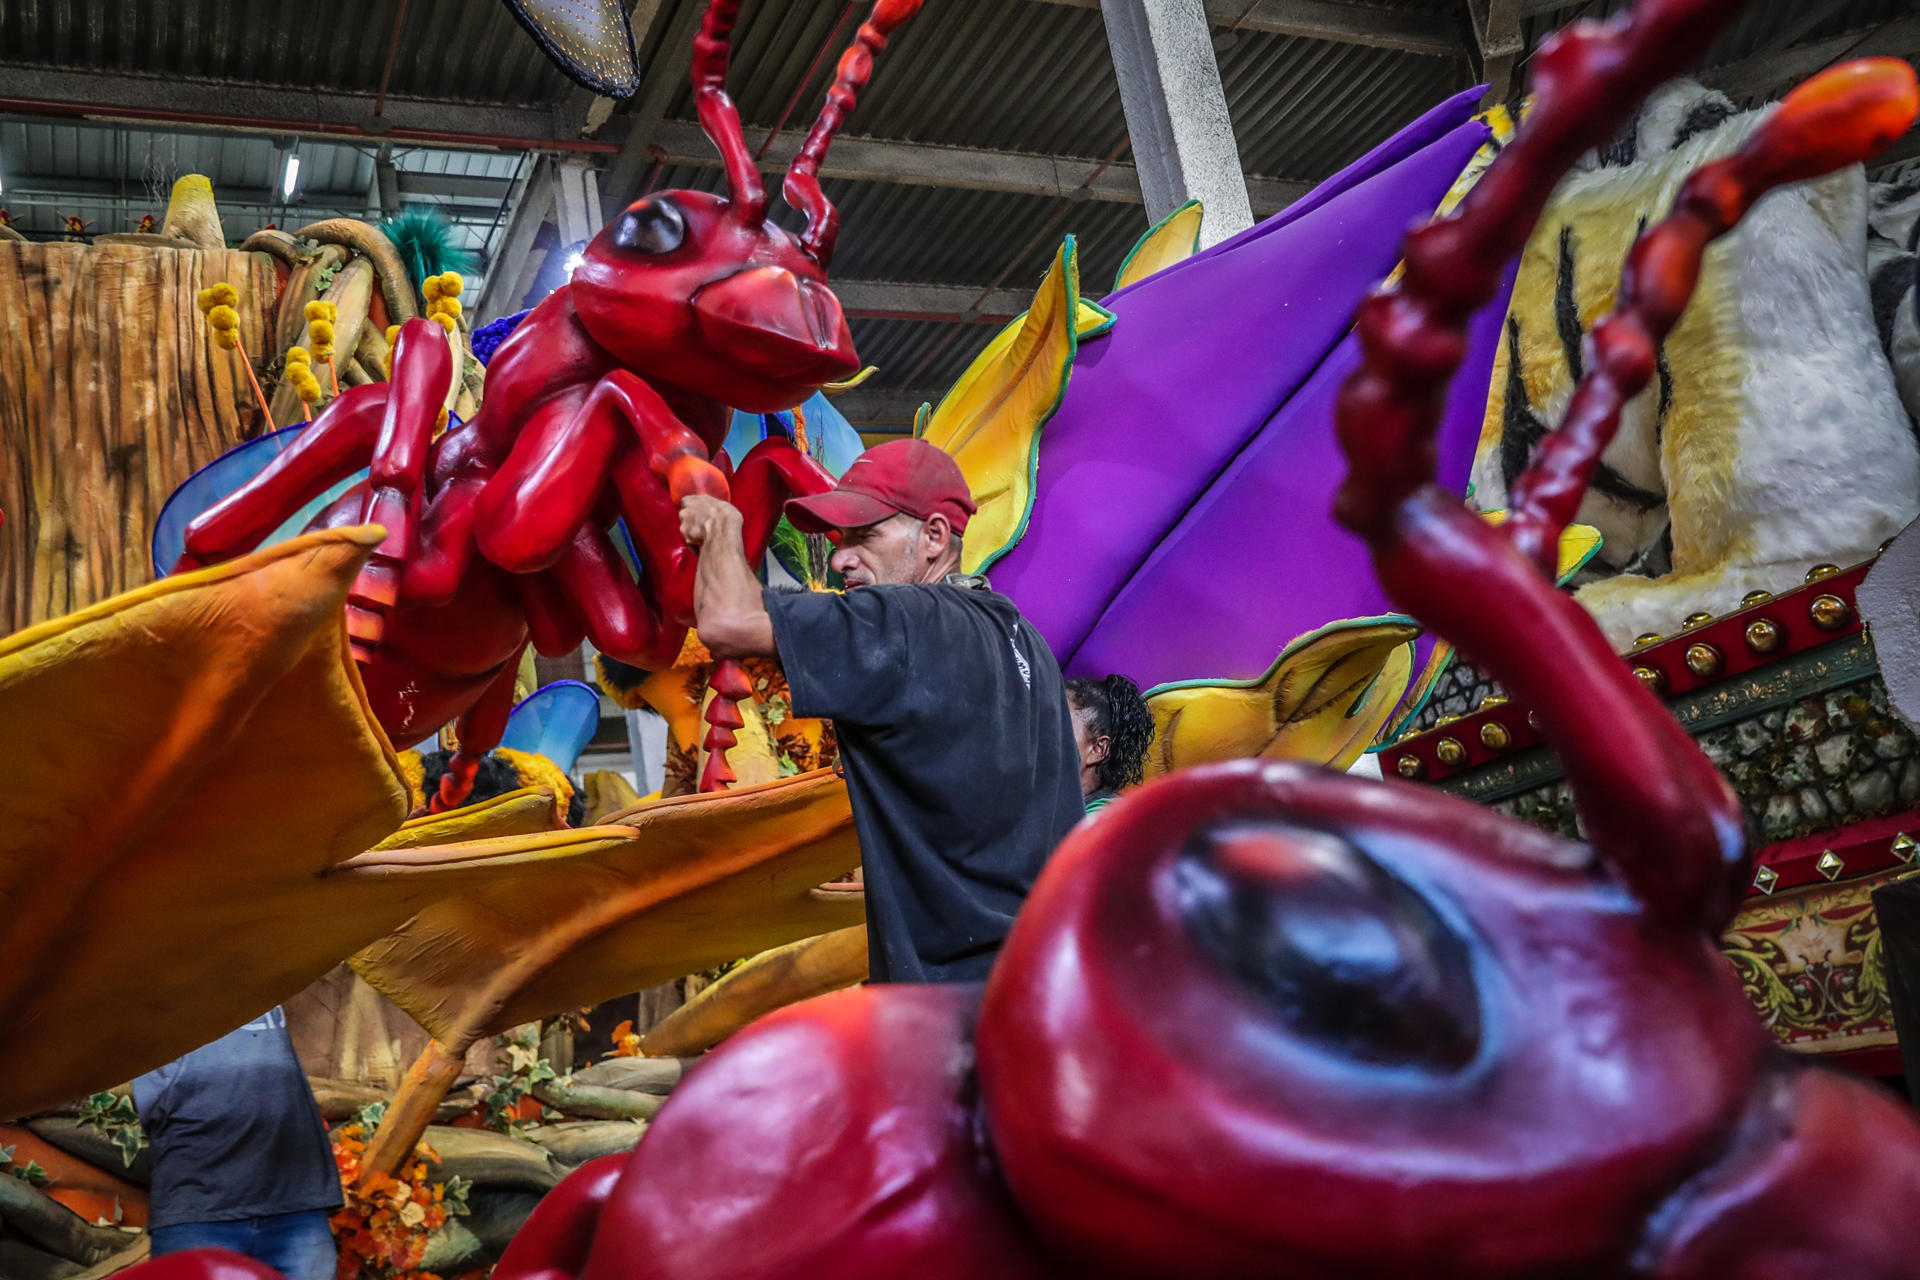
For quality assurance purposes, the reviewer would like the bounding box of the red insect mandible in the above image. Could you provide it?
[174,0,926,807]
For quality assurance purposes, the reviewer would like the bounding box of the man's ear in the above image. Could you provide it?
[922,512,954,559]
[1089,733,1111,765]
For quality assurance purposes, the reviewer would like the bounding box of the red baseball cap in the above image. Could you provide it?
[785,438,977,534]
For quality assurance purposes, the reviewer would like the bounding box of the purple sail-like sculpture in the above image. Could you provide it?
[992,87,1516,690]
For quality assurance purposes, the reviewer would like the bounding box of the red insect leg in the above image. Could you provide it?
[432,643,526,813]
[729,435,836,564]
[1334,0,1854,934]
[549,523,691,673]
[475,371,726,578]
[175,386,389,571]
[516,570,589,659]
[347,317,455,664]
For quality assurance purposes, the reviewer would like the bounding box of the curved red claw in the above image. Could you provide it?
[572,985,1054,1280]
[117,1248,289,1279]
[495,1153,630,1280]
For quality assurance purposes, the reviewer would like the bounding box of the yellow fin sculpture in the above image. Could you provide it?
[0,528,624,1119]
[346,768,862,1175]
[349,769,861,1048]
[1143,619,1420,779]
[917,237,1110,573]
[1113,199,1205,292]
[638,923,870,1058]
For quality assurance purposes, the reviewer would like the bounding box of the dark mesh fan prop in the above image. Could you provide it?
[501,0,641,97]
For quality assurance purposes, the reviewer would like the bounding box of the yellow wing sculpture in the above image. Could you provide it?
[1113,200,1206,292]
[0,529,637,1119]
[1143,620,1421,779]
[917,237,1112,574]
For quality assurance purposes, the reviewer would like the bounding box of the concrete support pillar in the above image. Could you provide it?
[373,143,401,217]
[476,156,559,324]
[1099,0,1255,247]
[554,157,605,249]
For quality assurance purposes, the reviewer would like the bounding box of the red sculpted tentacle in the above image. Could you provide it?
[431,644,526,813]
[347,317,455,663]
[175,385,389,571]
[1334,0,1876,933]
[551,524,690,673]
[728,435,836,564]
[476,372,725,577]
[691,0,768,221]
[786,0,927,264]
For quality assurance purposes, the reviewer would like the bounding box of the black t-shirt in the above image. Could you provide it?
[766,577,1082,983]
[132,1007,343,1227]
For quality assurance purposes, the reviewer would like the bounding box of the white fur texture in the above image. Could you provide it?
[1476,83,1920,648]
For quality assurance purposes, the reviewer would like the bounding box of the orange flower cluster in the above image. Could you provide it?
[606,1019,644,1059]
[328,1122,474,1280]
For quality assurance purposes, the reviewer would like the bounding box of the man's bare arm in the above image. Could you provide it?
[680,494,778,658]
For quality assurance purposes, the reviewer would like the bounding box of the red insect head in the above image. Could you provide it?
[571,0,922,413]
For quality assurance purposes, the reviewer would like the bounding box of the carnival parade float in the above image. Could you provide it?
[2,0,1920,1275]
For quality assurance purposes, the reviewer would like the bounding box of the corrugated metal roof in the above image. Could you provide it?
[0,0,571,104]
[2,0,1916,419]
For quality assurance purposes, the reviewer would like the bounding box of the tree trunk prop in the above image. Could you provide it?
[0,241,274,634]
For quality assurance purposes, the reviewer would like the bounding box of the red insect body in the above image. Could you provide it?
[174,0,924,805]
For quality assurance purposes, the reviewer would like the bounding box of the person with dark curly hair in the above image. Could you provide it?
[1065,674,1154,815]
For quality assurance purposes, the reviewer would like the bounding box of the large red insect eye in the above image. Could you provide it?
[1173,820,1483,1070]
[614,198,687,255]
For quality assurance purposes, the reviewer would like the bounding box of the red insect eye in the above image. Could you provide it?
[614,199,687,256]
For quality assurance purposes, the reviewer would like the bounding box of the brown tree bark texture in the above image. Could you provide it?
[0,242,275,633]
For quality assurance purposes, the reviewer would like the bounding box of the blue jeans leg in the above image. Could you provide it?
[151,1210,337,1280]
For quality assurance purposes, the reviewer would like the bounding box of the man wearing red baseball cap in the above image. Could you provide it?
[680,438,1083,984]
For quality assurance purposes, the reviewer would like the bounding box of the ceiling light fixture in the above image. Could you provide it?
[281,153,301,201]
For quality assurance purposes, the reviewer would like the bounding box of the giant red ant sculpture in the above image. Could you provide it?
[174,0,925,806]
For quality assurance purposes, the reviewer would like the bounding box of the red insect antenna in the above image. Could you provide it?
[691,0,769,222]
[787,0,926,264]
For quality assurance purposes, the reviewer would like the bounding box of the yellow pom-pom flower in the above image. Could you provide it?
[423,277,443,303]
[386,325,401,347]
[304,300,328,323]
[196,288,218,315]
[286,347,311,368]
[440,274,464,299]
[308,319,335,346]
[209,283,238,309]
[213,329,241,351]
[294,371,323,403]
[207,304,239,332]
[431,312,458,335]
[431,297,463,322]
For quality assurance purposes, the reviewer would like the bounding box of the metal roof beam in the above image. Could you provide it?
[1703,17,1920,99]
[828,387,941,428]
[646,118,1309,215]
[1467,0,1522,102]
[836,280,1033,322]
[478,156,561,325]
[1033,0,1467,58]
[0,64,616,154]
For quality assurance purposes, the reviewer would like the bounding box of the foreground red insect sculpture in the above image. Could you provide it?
[128,5,1920,1280]
[174,0,926,805]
